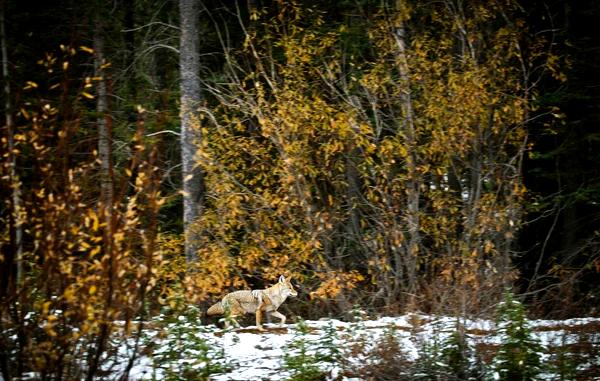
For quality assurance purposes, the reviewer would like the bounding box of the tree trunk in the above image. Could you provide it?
[87,16,115,381]
[94,18,114,217]
[1,5,19,380]
[392,3,420,294]
[1,0,22,292]
[179,0,204,262]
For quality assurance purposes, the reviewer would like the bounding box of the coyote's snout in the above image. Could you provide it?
[206,275,297,330]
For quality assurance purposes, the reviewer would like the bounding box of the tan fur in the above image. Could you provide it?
[206,275,297,330]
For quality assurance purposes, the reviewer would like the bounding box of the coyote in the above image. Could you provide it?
[206,275,298,330]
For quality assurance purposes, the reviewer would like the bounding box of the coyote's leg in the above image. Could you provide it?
[253,291,269,331]
[269,311,286,325]
[255,299,270,331]
[224,299,244,328]
[224,316,241,329]
[223,312,241,328]
[255,308,266,331]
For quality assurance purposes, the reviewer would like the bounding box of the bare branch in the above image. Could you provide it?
[121,21,180,33]
[146,130,181,137]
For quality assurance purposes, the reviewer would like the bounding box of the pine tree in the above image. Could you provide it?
[282,319,326,381]
[489,291,544,381]
[147,305,231,380]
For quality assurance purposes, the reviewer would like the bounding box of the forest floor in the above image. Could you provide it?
[122,313,600,380]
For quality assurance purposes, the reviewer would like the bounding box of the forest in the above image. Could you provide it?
[1,0,599,379]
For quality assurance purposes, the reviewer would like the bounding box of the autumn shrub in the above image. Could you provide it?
[340,315,488,381]
[350,325,413,381]
[0,46,163,380]
[343,306,370,357]
[153,232,186,308]
[335,308,412,379]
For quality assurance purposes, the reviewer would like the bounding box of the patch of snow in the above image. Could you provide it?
[115,315,600,380]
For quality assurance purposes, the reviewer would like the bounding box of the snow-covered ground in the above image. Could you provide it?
[122,313,600,380]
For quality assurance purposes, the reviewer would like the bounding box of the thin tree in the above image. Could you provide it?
[392,0,420,294]
[1,3,22,379]
[179,0,204,262]
[1,0,22,291]
[87,13,116,381]
[94,18,113,219]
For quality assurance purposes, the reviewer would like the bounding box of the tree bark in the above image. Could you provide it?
[180,0,204,262]
[1,6,20,380]
[392,2,420,294]
[94,19,114,216]
[1,0,22,292]
[87,16,115,381]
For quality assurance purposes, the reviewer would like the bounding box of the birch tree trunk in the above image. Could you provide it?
[87,16,115,381]
[1,1,22,289]
[392,2,420,294]
[179,0,204,262]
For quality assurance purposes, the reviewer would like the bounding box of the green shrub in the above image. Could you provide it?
[282,319,329,381]
[549,335,577,381]
[442,321,485,380]
[411,326,448,380]
[488,291,544,381]
[146,305,232,380]
[409,319,485,380]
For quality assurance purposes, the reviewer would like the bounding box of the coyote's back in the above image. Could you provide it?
[206,290,259,315]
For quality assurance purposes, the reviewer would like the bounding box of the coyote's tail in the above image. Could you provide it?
[206,302,224,316]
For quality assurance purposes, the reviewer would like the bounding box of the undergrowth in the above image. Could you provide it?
[137,294,597,380]
[144,304,232,380]
[282,318,341,381]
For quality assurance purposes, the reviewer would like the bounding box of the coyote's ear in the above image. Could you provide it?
[279,275,285,283]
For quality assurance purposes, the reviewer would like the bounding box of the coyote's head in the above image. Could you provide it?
[277,275,298,298]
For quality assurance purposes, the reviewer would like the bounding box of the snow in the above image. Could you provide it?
[120,314,600,380]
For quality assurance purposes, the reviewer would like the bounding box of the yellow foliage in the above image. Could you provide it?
[0,46,166,375]
[311,271,365,299]
[162,0,549,312]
